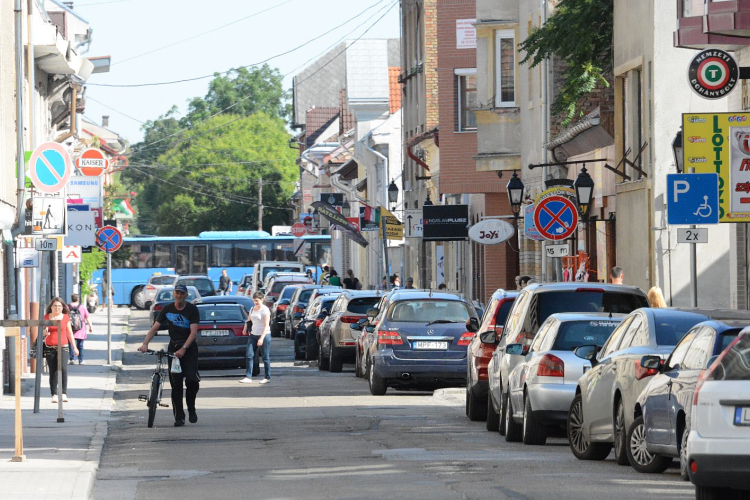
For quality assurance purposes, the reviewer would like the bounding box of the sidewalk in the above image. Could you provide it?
[0,306,129,500]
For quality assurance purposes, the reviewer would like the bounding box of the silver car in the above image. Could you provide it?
[144,273,178,308]
[505,313,624,445]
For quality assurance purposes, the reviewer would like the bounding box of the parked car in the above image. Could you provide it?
[198,295,254,314]
[635,319,748,477]
[285,285,341,339]
[295,295,339,361]
[569,308,710,467]
[176,275,216,298]
[361,291,479,395]
[317,290,383,372]
[262,275,313,308]
[504,313,625,444]
[270,284,303,337]
[149,286,202,326]
[236,272,253,296]
[687,330,750,499]
[144,273,178,308]
[194,303,249,369]
[487,283,649,439]
[252,261,305,295]
[258,272,309,296]
[466,289,518,423]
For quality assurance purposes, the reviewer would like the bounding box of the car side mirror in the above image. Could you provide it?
[640,355,662,371]
[367,307,379,318]
[505,343,529,356]
[479,330,498,345]
[574,345,599,366]
[350,322,363,331]
[364,325,375,333]
[293,312,304,319]
[466,317,480,333]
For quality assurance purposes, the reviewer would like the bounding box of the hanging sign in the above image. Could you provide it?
[524,203,544,241]
[75,148,108,176]
[688,49,739,100]
[28,142,73,194]
[423,205,469,241]
[468,218,515,245]
[533,187,579,241]
[312,201,368,248]
[378,207,404,240]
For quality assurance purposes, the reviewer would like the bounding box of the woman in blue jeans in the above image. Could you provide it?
[239,292,271,384]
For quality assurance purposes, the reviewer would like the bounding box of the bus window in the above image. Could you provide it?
[211,244,233,267]
[153,244,171,268]
[273,243,294,261]
[130,245,152,268]
[192,245,207,274]
[176,246,190,275]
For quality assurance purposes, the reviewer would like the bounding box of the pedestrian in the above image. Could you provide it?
[139,284,200,427]
[376,276,388,291]
[328,269,342,287]
[519,276,532,288]
[306,269,314,282]
[239,292,271,384]
[610,266,624,284]
[343,269,358,290]
[43,297,79,403]
[67,293,92,365]
[405,277,416,289]
[218,269,232,295]
[437,283,447,290]
[320,265,330,285]
[515,275,522,290]
[647,286,667,308]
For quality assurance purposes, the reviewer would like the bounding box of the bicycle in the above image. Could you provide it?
[138,349,174,428]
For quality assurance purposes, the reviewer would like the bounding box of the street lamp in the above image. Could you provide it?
[388,179,399,206]
[342,198,350,212]
[506,170,524,219]
[423,193,434,206]
[574,165,595,216]
[672,130,684,173]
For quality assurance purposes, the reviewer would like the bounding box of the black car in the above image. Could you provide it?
[285,285,341,339]
[198,295,254,313]
[149,286,201,326]
[295,295,339,361]
[177,275,217,297]
[270,284,304,337]
[195,303,248,369]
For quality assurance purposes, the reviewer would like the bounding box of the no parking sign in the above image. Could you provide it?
[28,142,73,194]
[533,187,579,241]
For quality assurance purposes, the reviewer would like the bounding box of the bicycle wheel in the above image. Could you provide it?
[147,375,160,428]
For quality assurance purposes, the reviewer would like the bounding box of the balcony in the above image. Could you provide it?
[675,0,750,51]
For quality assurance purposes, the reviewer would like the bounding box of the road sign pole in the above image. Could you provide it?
[107,252,112,365]
[33,253,47,414]
[689,168,699,307]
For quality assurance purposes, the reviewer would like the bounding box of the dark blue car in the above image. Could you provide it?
[295,295,339,361]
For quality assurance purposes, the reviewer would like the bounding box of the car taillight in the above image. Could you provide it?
[146,285,155,291]
[338,340,356,346]
[277,304,288,312]
[693,336,740,405]
[377,331,403,345]
[577,288,604,293]
[341,315,360,323]
[634,359,661,381]
[293,305,305,314]
[154,304,162,312]
[457,332,474,346]
[537,354,564,377]
[315,318,324,327]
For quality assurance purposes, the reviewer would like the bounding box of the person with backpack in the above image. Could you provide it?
[68,293,93,365]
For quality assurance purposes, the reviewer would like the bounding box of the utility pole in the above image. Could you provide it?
[258,177,263,231]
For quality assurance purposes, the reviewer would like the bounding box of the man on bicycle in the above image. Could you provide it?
[138,284,200,427]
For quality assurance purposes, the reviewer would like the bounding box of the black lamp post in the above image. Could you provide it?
[573,165,595,216]
[342,198,350,212]
[388,179,399,207]
[672,130,684,173]
[423,193,434,206]
[506,170,524,219]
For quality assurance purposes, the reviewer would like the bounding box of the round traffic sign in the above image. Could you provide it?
[533,194,579,241]
[96,225,123,253]
[76,148,108,176]
[688,49,739,99]
[291,223,307,237]
[28,142,73,194]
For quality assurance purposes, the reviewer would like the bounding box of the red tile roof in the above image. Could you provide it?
[389,67,402,114]
[305,107,339,148]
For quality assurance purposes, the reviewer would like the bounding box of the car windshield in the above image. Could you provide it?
[388,300,472,323]
[538,291,647,325]
[157,288,198,301]
[655,315,708,346]
[348,297,380,314]
[262,267,302,280]
[551,320,622,351]
[198,306,245,322]
[150,276,175,286]
[710,335,750,381]
[178,278,213,296]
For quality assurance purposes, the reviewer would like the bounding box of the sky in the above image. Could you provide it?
[73,0,400,144]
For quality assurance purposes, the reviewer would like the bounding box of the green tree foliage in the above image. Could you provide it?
[519,0,613,123]
[80,248,106,297]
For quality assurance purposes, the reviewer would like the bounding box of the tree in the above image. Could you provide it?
[519,0,613,124]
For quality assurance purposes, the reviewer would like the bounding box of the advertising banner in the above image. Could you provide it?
[312,201,368,248]
[682,112,750,222]
[423,205,469,241]
[377,207,404,240]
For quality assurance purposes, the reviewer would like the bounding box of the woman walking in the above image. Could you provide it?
[239,292,271,384]
[44,297,79,403]
[68,293,93,365]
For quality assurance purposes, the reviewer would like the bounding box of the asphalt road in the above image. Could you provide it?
[92,311,694,500]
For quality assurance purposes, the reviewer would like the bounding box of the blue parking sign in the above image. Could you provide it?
[667,173,720,225]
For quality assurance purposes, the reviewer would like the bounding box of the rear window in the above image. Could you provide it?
[198,306,245,322]
[495,300,515,328]
[538,291,647,325]
[272,281,307,293]
[718,331,742,353]
[552,320,622,351]
[150,276,176,286]
[655,316,707,346]
[157,288,198,301]
[240,276,252,286]
[280,286,299,299]
[300,290,315,302]
[710,335,750,381]
[388,300,473,323]
[347,297,380,314]
[262,266,303,280]
[178,278,214,296]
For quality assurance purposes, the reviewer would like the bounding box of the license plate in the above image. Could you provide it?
[414,341,448,350]
[201,330,231,337]
[734,406,750,426]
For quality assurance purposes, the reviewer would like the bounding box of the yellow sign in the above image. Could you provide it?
[378,207,404,240]
[683,112,750,222]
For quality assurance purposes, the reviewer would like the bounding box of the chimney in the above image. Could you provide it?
[102,115,110,128]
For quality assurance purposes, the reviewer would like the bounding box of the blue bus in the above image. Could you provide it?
[93,231,331,308]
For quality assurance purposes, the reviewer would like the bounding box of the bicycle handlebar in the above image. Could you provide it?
[144,349,175,358]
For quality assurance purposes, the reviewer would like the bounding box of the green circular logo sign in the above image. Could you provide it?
[688,49,739,99]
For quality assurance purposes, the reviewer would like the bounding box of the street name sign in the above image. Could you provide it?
[28,142,72,194]
[677,228,709,244]
[667,173,719,225]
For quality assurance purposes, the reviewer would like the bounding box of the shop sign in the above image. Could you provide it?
[423,205,469,242]
[688,49,739,100]
[468,218,515,245]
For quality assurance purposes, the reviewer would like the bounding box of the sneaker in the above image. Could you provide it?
[238,377,253,384]
[188,410,198,424]
[62,394,69,402]
[259,378,270,385]
[68,359,75,365]
[174,419,185,427]
[79,360,85,365]
[51,395,58,403]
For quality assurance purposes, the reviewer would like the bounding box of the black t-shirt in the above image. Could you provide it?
[219,275,231,291]
[343,277,355,290]
[156,302,200,343]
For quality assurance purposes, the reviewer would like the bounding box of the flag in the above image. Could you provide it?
[113,198,135,217]
[360,204,379,231]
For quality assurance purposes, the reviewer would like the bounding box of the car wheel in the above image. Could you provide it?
[486,395,500,432]
[270,325,280,338]
[318,339,329,371]
[355,347,362,378]
[285,323,292,340]
[131,286,146,310]
[613,399,629,465]
[695,486,736,500]
[568,393,612,460]
[626,415,672,473]
[363,355,371,379]
[467,387,487,422]
[369,362,387,396]
[498,389,507,436]
[293,335,304,360]
[306,333,318,362]
[503,391,522,442]
[680,421,690,481]
[522,394,547,445]
[329,341,343,373]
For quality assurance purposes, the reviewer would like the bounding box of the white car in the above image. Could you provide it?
[144,274,178,307]
[687,331,750,499]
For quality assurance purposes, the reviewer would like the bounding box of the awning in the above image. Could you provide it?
[335,159,359,181]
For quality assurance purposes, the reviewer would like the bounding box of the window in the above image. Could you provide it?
[456,70,477,131]
[619,314,643,349]
[153,244,171,268]
[211,244,233,267]
[127,244,152,269]
[550,319,622,352]
[235,243,263,267]
[683,329,716,370]
[666,330,698,371]
[683,0,705,17]
[599,316,634,359]
[495,30,516,106]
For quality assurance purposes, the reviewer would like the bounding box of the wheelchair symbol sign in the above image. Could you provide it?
[667,173,720,225]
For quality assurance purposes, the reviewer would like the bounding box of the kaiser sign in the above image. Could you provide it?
[468,219,515,245]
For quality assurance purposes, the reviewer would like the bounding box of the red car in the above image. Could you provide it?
[466,289,518,426]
